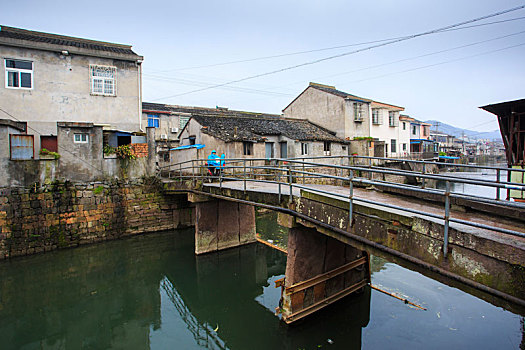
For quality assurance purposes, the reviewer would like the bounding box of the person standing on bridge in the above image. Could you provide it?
[207,150,220,176]
[219,153,226,175]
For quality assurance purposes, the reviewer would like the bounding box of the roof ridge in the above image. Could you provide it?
[0,25,132,49]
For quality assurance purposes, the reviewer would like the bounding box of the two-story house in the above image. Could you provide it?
[0,25,143,158]
[283,82,406,157]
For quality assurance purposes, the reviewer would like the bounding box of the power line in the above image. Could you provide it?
[143,74,294,97]
[151,5,525,102]
[348,42,525,83]
[150,16,525,73]
[0,107,105,175]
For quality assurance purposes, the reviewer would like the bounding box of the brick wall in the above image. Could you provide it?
[131,143,148,158]
[0,179,193,259]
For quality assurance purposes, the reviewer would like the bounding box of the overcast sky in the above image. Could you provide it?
[4,0,525,132]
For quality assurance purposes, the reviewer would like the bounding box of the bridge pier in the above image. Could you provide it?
[278,215,370,323]
[194,197,256,255]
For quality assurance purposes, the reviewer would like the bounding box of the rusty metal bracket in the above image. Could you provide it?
[285,256,367,295]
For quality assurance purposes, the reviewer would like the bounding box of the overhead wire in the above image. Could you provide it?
[348,42,525,84]
[149,15,525,73]
[149,5,525,101]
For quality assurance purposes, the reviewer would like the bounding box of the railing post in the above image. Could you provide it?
[349,170,354,229]
[179,163,182,181]
[443,180,451,258]
[191,160,195,184]
[302,159,305,184]
[243,159,247,193]
[368,157,372,180]
[421,163,426,189]
[496,169,501,200]
[278,161,282,203]
[288,163,293,204]
[219,163,223,189]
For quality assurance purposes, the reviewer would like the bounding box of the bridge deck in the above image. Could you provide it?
[203,181,525,249]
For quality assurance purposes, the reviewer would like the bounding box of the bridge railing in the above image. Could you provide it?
[158,156,525,256]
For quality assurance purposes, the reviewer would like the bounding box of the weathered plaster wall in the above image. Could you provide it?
[0,45,141,155]
[0,179,193,259]
[283,87,346,138]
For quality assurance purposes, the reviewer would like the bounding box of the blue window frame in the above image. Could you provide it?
[147,114,159,128]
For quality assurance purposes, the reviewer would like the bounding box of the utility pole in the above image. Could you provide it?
[433,121,440,133]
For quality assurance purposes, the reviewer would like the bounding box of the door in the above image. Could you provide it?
[265,142,274,159]
[10,134,34,160]
[280,142,287,158]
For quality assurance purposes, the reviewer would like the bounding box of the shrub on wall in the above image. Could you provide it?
[115,145,137,160]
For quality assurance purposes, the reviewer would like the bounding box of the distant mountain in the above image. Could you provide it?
[425,120,502,141]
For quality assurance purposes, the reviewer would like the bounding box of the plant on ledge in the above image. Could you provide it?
[103,145,117,156]
[39,148,60,159]
[115,145,137,160]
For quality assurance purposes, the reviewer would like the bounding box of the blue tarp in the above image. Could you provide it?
[170,144,205,151]
[439,156,460,160]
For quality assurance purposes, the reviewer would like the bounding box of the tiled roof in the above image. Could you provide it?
[309,84,372,102]
[0,25,140,57]
[142,102,282,118]
[190,114,344,143]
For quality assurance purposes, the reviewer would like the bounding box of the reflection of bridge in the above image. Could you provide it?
[160,156,525,311]
[161,277,227,350]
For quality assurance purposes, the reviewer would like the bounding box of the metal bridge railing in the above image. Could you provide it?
[158,156,525,257]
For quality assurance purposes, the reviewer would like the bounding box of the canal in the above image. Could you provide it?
[0,217,523,349]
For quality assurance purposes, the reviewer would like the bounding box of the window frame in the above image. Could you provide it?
[243,141,253,156]
[74,133,89,144]
[301,142,309,155]
[372,109,382,125]
[5,59,33,90]
[354,103,364,122]
[323,141,331,156]
[90,65,117,96]
[147,114,160,128]
[391,139,397,153]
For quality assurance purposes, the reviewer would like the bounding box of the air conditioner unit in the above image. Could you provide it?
[171,127,179,133]
[160,134,168,140]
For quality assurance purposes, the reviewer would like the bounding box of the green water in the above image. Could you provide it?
[0,226,523,349]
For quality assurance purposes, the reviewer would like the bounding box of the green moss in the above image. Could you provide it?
[94,186,104,195]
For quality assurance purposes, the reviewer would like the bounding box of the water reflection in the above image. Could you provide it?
[0,229,371,350]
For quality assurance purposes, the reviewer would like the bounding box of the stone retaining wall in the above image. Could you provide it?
[0,179,193,259]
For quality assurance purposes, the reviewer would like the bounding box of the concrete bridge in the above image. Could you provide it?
[160,156,525,321]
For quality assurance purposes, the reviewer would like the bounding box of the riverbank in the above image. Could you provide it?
[0,178,193,259]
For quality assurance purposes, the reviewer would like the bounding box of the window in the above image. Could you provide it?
[388,111,398,127]
[391,139,397,153]
[412,125,417,135]
[90,65,116,96]
[5,59,33,89]
[179,116,190,130]
[189,136,196,145]
[324,141,331,156]
[147,114,160,128]
[402,143,407,151]
[402,122,406,130]
[301,142,309,155]
[74,133,89,143]
[423,126,429,136]
[354,103,363,121]
[243,142,253,156]
[372,109,381,124]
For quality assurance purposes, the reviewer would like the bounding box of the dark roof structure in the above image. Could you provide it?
[142,102,282,118]
[283,82,404,111]
[189,114,344,143]
[308,83,372,102]
[0,25,142,61]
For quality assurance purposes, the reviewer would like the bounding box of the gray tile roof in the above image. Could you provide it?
[191,114,344,143]
[309,84,372,102]
[142,102,282,118]
[0,25,140,57]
